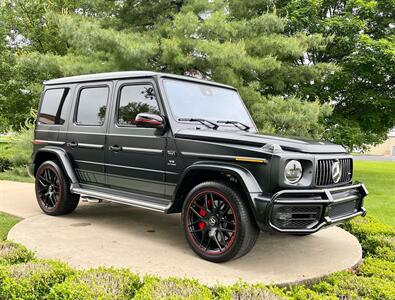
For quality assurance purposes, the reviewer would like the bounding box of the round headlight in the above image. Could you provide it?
[284,160,303,184]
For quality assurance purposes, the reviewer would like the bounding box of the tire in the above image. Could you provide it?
[182,181,259,263]
[35,160,79,216]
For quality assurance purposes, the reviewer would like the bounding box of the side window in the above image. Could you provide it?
[76,86,109,126]
[38,88,70,125]
[117,84,160,126]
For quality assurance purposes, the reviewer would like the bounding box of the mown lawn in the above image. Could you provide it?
[354,161,395,227]
[0,212,20,240]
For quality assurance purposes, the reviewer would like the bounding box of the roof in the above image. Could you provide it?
[44,71,235,89]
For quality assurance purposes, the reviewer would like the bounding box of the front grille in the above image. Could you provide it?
[329,200,358,219]
[315,158,353,186]
[271,205,322,229]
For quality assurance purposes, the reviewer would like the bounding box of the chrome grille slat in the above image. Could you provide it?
[315,158,353,186]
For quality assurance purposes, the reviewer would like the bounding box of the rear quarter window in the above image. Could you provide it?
[38,88,71,125]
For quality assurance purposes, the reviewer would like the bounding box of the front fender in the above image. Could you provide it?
[32,147,79,185]
[171,162,262,216]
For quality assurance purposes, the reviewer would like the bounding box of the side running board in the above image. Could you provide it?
[70,187,169,212]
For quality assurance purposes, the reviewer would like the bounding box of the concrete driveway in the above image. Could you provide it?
[1,180,362,286]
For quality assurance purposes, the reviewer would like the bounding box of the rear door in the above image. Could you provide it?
[105,78,167,197]
[65,82,112,187]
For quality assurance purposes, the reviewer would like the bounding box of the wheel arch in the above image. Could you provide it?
[32,147,78,185]
[168,163,262,215]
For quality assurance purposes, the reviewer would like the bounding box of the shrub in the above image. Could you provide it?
[134,277,214,300]
[311,271,395,300]
[49,267,141,300]
[0,241,34,265]
[215,282,286,299]
[0,260,74,300]
[358,257,395,282]
[342,216,395,256]
[0,156,12,172]
[0,121,34,171]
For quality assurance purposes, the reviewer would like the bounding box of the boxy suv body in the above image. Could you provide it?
[30,71,368,262]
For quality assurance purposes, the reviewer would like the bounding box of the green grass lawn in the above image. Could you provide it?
[354,160,395,226]
[0,172,34,183]
[0,212,20,240]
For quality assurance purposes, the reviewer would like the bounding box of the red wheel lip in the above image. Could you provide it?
[185,189,238,256]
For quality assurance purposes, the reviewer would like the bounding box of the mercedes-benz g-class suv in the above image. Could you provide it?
[30,71,368,262]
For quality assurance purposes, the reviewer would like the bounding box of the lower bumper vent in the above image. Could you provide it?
[271,205,322,230]
[329,200,358,219]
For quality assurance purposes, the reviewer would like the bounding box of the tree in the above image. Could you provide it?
[229,0,395,149]
[0,0,333,140]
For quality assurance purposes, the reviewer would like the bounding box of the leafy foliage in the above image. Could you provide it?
[0,0,335,140]
[49,267,142,300]
[0,241,34,265]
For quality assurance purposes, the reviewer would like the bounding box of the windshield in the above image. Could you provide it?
[163,79,255,130]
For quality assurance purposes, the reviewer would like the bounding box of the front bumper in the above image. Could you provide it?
[254,183,368,234]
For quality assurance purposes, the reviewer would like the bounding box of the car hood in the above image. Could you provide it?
[174,129,347,154]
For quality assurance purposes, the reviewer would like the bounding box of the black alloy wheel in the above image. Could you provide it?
[182,181,259,263]
[35,160,79,216]
[36,166,61,209]
[186,190,237,255]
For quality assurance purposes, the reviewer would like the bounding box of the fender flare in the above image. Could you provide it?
[171,162,262,212]
[32,147,79,185]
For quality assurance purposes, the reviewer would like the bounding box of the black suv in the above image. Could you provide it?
[29,71,368,262]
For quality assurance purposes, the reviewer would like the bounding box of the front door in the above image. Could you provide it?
[106,79,166,197]
[66,82,112,186]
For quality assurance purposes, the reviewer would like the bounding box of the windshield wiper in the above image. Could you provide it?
[178,118,219,130]
[217,120,250,131]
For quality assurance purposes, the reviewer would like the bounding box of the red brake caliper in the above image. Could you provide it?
[198,209,206,230]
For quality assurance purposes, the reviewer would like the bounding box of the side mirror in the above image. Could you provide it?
[135,113,165,129]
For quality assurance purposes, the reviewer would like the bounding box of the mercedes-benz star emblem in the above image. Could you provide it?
[209,216,217,226]
[331,160,342,183]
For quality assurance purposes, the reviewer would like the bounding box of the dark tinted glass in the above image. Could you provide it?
[76,87,109,125]
[117,84,160,126]
[38,88,70,125]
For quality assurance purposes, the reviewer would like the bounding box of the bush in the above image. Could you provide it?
[0,260,74,300]
[311,271,395,300]
[0,241,34,265]
[358,257,395,282]
[0,121,34,172]
[134,277,214,300]
[0,156,12,172]
[215,282,286,299]
[49,267,141,300]
[342,216,395,257]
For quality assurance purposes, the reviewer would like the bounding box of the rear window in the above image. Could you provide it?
[76,87,109,126]
[38,88,70,125]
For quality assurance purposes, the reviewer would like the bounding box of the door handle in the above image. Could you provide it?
[68,141,78,148]
[109,145,122,151]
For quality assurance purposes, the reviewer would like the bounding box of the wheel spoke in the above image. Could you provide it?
[204,236,213,251]
[213,233,223,251]
[190,228,205,233]
[38,177,48,187]
[188,220,201,227]
[220,227,235,233]
[210,193,217,210]
[204,194,210,213]
[190,207,203,219]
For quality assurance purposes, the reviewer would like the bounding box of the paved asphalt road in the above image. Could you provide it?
[1,180,362,286]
